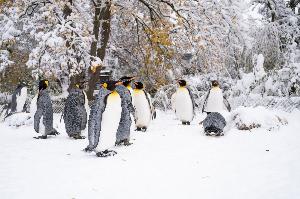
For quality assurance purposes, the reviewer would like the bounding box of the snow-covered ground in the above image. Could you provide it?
[1,109,300,199]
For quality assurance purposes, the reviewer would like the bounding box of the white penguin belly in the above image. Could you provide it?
[205,88,224,113]
[134,91,151,128]
[39,116,46,135]
[175,88,193,122]
[83,91,89,132]
[16,87,27,112]
[30,95,38,119]
[96,93,121,152]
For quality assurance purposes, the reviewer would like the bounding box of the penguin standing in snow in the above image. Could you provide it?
[34,80,59,139]
[85,81,122,157]
[11,82,28,113]
[202,80,231,114]
[133,82,152,132]
[4,82,28,118]
[173,80,195,125]
[115,79,135,146]
[63,83,87,139]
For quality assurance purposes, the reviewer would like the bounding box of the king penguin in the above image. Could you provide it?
[5,82,28,118]
[133,82,152,132]
[94,81,122,157]
[202,80,231,114]
[174,80,195,125]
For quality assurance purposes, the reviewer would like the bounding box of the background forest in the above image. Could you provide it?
[0,0,300,107]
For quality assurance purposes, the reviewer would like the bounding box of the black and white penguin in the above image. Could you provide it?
[202,80,231,114]
[94,81,122,157]
[4,82,28,118]
[33,80,59,139]
[11,83,28,113]
[133,82,152,132]
[63,83,87,139]
[173,80,195,125]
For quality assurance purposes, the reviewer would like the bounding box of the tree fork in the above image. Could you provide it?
[87,0,111,100]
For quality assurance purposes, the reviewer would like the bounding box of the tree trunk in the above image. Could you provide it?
[87,0,111,100]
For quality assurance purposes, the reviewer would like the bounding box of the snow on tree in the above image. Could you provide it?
[0,9,21,71]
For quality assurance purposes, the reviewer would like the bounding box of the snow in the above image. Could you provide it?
[230,106,288,131]
[254,54,266,80]
[1,108,300,199]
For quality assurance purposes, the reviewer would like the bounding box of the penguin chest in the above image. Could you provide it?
[39,116,46,135]
[16,87,28,112]
[205,88,223,113]
[175,88,193,121]
[30,95,38,118]
[133,90,151,127]
[97,92,122,151]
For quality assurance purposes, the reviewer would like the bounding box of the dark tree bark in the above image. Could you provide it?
[87,0,111,100]
[288,0,300,13]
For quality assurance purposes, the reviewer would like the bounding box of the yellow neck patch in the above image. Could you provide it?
[134,88,143,94]
[45,80,49,87]
[179,86,186,90]
[126,85,132,90]
[108,90,120,101]
[102,83,108,88]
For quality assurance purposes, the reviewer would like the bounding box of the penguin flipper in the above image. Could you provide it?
[187,87,196,115]
[202,90,211,113]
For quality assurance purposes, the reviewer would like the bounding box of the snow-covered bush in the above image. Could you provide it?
[230,106,288,131]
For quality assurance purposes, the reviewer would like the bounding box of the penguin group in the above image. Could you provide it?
[3,76,231,157]
[172,79,231,136]
[84,77,155,157]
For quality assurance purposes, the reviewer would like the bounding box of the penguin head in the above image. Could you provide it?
[134,82,144,90]
[211,80,219,88]
[39,80,49,91]
[178,80,187,87]
[106,80,118,91]
[120,76,135,87]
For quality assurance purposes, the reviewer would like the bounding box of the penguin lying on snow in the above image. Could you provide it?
[133,82,152,132]
[203,112,226,136]
[202,80,231,114]
[173,80,195,125]
[63,83,87,139]
[85,81,122,157]
[33,80,59,139]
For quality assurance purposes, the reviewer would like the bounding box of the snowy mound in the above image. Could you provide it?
[230,106,288,131]
[4,112,32,127]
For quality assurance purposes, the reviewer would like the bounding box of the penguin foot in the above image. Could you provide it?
[124,139,133,146]
[182,121,187,125]
[135,127,142,131]
[115,139,132,146]
[48,129,60,136]
[33,135,48,139]
[141,127,147,132]
[83,147,93,153]
[96,150,117,157]
[71,134,86,140]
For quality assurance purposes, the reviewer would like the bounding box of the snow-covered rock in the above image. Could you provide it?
[4,113,32,128]
[230,106,288,131]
